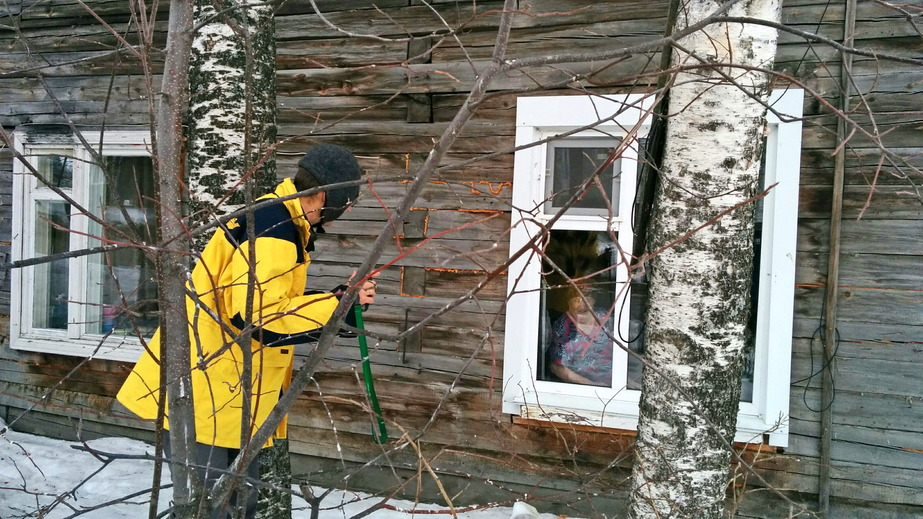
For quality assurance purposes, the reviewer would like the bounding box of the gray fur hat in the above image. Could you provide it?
[297,144,362,222]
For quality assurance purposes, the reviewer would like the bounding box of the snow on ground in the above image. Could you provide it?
[0,419,560,519]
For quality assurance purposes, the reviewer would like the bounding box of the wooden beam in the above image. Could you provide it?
[819,0,858,514]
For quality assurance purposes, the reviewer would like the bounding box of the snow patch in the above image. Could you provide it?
[1,428,584,518]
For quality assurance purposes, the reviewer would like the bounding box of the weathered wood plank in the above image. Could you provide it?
[276,94,409,123]
[314,317,502,361]
[431,18,665,63]
[736,488,923,519]
[294,384,496,432]
[13,0,158,21]
[520,0,670,24]
[276,125,515,156]
[276,39,407,70]
[351,206,511,242]
[780,0,923,40]
[792,316,923,344]
[287,398,632,473]
[0,100,155,127]
[794,285,923,326]
[0,50,158,77]
[797,218,923,254]
[799,147,923,187]
[279,0,669,44]
[789,346,923,398]
[326,323,504,366]
[754,455,923,503]
[276,54,661,97]
[289,453,629,517]
[792,336,923,365]
[0,75,158,106]
[432,91,521,123]
[271,0,409,17]
[274,2,507,41]
[420,267,508,301]
[320,346,501,382]
[0,20,164,51]
[0,380,145,430]
[2,405,154,444]
[303,262,508,350]
[0,349,132,396]
[789,387,923,435]
[801,113,923,152]
[795,68,923,116]
[316,180,510,214]
[0,0,21,17]
[798,184,923,219]
[786,424,923,471]
[310,233,509,270]
[794,250,923,289]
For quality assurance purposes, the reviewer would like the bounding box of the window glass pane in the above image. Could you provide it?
[626,280,646,390]
[32,201,71,329]
[35,154,73,188]
[544,138,621,217]
[86,156,159,337]
[537,229,619,387]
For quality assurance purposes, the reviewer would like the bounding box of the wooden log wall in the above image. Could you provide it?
[745,0,923,515]
[1,1,921,517]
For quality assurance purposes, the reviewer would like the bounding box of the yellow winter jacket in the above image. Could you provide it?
[116,179,339,449]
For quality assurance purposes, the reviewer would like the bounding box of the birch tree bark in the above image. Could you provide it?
[629,1,782,517]
[187,0,277,222]
[184,1,284,517]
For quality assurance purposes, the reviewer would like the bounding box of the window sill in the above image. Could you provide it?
[12,334,144,362]
[511,415,780,454]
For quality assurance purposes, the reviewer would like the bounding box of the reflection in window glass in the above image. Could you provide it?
[86,156,159,337]
[626,280,646,390]
[33,201,71,330]
[537,230,619,387]
[36,155,73,188]
[544,138,621,217]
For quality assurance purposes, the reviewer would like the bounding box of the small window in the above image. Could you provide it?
[503,91,803,447]
[11,131,159,361]
[544,138,622,217]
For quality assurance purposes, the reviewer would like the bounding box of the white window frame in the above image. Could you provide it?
[503,90,803,447]
[11,130,155,362]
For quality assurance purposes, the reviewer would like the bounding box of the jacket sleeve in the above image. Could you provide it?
[227,235,339,346]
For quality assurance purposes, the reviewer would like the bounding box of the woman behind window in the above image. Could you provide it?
[546,288,613,387]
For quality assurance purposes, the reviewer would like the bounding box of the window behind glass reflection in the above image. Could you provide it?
[544,138,622,217]
[86,156,159,337]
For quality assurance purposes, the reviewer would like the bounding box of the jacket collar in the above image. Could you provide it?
[272,178,313,250]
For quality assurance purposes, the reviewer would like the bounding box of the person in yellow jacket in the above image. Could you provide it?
[116,144,376,518]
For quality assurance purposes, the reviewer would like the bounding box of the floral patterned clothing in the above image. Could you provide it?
[548,314,613,386]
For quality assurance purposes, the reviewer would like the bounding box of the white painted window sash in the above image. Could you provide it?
[11,131,154,362]
[503,90,803,447]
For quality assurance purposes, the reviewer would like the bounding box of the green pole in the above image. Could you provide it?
[354,304,388,443]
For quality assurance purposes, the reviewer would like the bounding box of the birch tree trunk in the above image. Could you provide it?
[187,0,277,222]
[629,1,782,517]
[185,1,284,517]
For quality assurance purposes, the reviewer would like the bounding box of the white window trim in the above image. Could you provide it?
[503,90,803,447]
[11,130,154,362]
